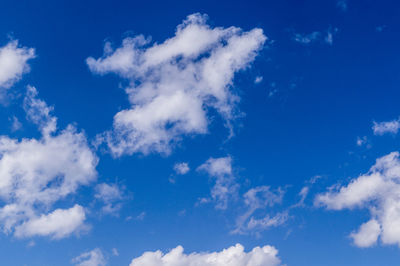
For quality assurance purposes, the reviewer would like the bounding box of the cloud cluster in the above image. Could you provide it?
[0,86,98,239]
[173,162,190,175]
[0,40,35,90]
[95,182,125,215]
[197,156,238,210]
[316,152,400,247]
[129,243,281,266]
[87,13,266,156]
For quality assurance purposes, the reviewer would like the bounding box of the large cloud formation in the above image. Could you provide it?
[0,86,98,239]
[87,13,266,156]
[129,243,281,266]
[316,152,400,247]
[0,40,35,90]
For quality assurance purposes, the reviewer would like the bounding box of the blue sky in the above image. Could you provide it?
[1,0,400,265]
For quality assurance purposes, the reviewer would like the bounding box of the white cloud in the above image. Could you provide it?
[254,76,263,84]
[292,28,337,46]
[87,13,266,156]
[95,182,124,215]
[129,243,281,266]
[0,86,98,239]
[73,248,106,266]
[315,152,400,247]
[233,186,286,234]
[173,162,190,175]
[14,205,86,239]
[9,116,22,132]
[356,136,368,147]
[373,118,400,135]
[197,156,238,210]
[0,40,35,90]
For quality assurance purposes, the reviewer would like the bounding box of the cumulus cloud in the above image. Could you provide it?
[233,186,286,234]
[0,40,35,90]
[0,86,98,239]
[129,243,281,266]
[72,248,106,266]
[197,156,238,209]
[373,118,400,135]
[87,13,266,156]
[173,162,190,175]
[315,152,400,247]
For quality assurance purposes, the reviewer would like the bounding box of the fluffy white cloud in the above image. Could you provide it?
[373,118,400,135]
[72,248,106,266]
[197,156,238,210]
[233,186,286,234]
[0,40,35,90]
[87,13,266,156]
[173,162,190,175]
[129,243,281,266]
[0,86,98,239]
[315,152,400,247]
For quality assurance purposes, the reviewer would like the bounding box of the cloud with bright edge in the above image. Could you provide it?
[0,86,98,239]
[373,118,400,135]
[197,156,238,210]
[0,40,35,90]
[315,152,400,247]
[87,13,266,156]
[72,248,106,266]
[129,243,281,266]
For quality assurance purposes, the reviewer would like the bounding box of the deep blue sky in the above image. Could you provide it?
[1,0,400,265]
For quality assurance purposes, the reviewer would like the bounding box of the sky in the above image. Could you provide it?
[0,0,400,265]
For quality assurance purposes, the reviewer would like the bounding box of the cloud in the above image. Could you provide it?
[197,156,238,210]
[292,27,338,46]
[87,13,266,156]
[72,248,106,266]
[129,243,281,266]
[373,118,400,135]
[14,205,86,239]
[337,0,348,12]
[95,182,125,215]
[315,152,400,247]
[0,86,98,239]
[254,76,263,84]
[173,162,190,175]
[356,136,368,147]
[233,186,286,234]
[0,40,35,90]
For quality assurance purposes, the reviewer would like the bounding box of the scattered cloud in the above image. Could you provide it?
[129,243,281,266]
[197,156,238,209]
[72,248,106,266]
[87,13,266,156]
[292,27,338,46]
[315,152,400,247]
[356,136,368,147]
[95,182,125,215]
[254,76,263,84]
[0,86,98,239]
[173,162,190,175]
[9,116,22,132]
[233,186,286,234]
[337,0,348,12]
[373,118,400,135]
[0,40,35,92]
